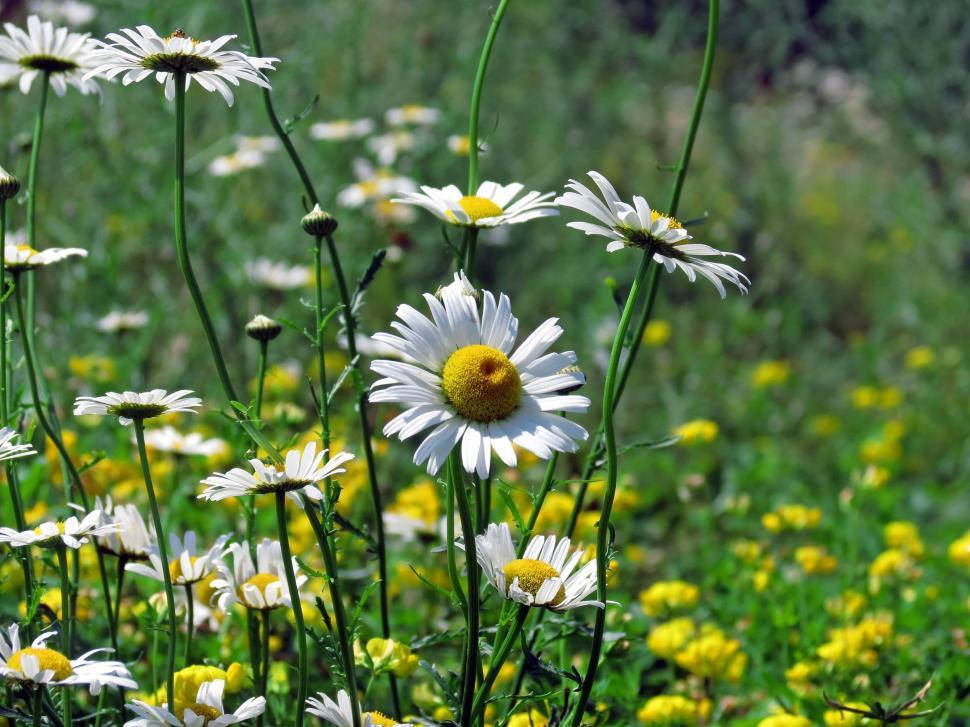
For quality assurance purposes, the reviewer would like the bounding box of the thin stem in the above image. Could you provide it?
[183,583,194,665]
[0,202,9,425]
[32,687,42,727]
[111,556,127,652]
[275,491,307,727]
[445,472,468,618]
[467,0,511,194]
[56,545,71,726]
[450,454,479,726]
[300,501,362,727]
[133,419,177,714]
[259,609,271,701]
[255,339,269,420]
[25,70,50,335]
[470,605,528,724]
[312,236,331,454]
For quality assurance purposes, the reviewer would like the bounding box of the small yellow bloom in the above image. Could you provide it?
[795,545,837,574]
[508,709,549,727]
[948,531,970,569]
[784,661,816,688]
[637,695,710,724]
[883,521,924,558]
[809,414,841,437]
[763,504,821,532]
[868,549,911,578]
[674,626,746,682]
[824,702,870,725]
[758,715,812,727]
[674,419,718,446]
[642,320,672,346]
[639,581,700,617]
[646,618,695,660]
[904,346,934,370]
[752,360,790,388]
[357,637,419,678]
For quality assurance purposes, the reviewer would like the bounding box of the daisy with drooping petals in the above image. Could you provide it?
[0,427,36,461]
[85,26,278,106]
[0,624,137,694]
[73,389,201,425]
[468,523,601,611]
[198,441,355,506]
[127,531,229,587]
[140,426,227,458]
[4,244,87,271]
[307,689,413,727]
[556,171,749,297]
[125,679,265,726]
[0,509,117,550]
[0,15,102,95]
[93,496,155,561]
[392,181,558,228]
[210,539,306,613]
[369,272,590,477]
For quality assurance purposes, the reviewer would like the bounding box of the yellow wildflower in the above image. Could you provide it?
[795,545,837,574]
[639,581,700,617]
[642,320,672,346]
[763,505,821,532]
[948,531,970,568]
[637,695,711,725]
[647,618,695,660]
[752,360,790,388]
[868,549,912,578]
[824,702,870,725]
[904,346,934,370]
[674,419,718,446]
[883,521,924,558]
[758,715,812,727]
[674,626,746,682]
[508,710,549,727]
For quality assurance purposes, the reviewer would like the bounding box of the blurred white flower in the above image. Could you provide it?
[28,1,97,27]
[96,310,148,333]
[337,159,417,208]
[4,243,87,271]
[385,104,440,126]
[310,118,375,141]
[245,258,311,289]
[140,426,227,458]
[366,130,416,165]
[0,15,102,95]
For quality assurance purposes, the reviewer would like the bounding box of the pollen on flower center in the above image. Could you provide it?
[458,195,503,222]
[364,711,397,726]
[18,55,79,73]
[169,556,199,583]
[503,558,566,605]
[8,647,73,680]
[175,701,221,724]
[441,344,521,423]
[238,573,280,606]
[33,522,66,537]
[617,209,685,252]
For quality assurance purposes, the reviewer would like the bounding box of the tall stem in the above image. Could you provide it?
[467,0,511,194]
[25,71,50,335]
[255,339,268,419]
[274,491,307,727]
[470,604,528,724]
[133,419,177,713]
[450,454,480,725]
[259,609,271,700]
[183,583,194,665]
[312,236,331,455]
[56,545,71,726]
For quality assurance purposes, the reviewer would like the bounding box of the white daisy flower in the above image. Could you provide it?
[384,104,440,126]
[28,1,97,28]
[366,130,416,166]
[210,539,306,613]
[337,159,417,209]
[86,26,278,106]
[4,243,87,271]
[96,309,149,333]
[92,496,155,560]
[467,522,601,611]
[307,689,413,727]
[127,531,229,586]
[140,426,227,458]
[556,171,749,298]
[245,258,311,289]
[0,624,137,694]
[73,389,201,425]
[235,134,280,154]
[310,118,375,141]
[0,427,36,461]
[198,441,355,506]
[0,509,118,549]
[125,679,265,726]
[369,272,590,477]
[0,15,102,96]
[207,149,267,177]
[392,181,558,228]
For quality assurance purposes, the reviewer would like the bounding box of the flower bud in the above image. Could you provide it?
[0,166,20,201]
[301,204,338,236]
[246,314,282,342]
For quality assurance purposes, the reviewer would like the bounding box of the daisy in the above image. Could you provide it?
[4,243,87,271]
[73,389,201,425]
[127,531,229,587]
[0,509,118,549]
[366,130,416,166]
[141,426,227,457]
[86,26,278,106]
[468,523,601,611]
[0,624,137,694]
[337,159,417,209]
[0,15,102,96]
[245,258,311,289]
[307,689,412,727]
[210,539,306,613]
[125,679,265,726]
[93,496,155,560]
[96,309,149,333]
[0,427,36,461]
[556,171,749,298]
[207,149,266,177]
[310,118,375,141]
[28,1,97,27]
[384,104,440,126]
[368,272,590,477]
[392,181,558,228]
[198,441,355,506]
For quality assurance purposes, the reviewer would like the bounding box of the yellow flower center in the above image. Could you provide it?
[238,573,281,607]
[15,244,37,255]
[8,647,73,680]
[442,345,521,423]
[502,558,565,605]
[458,195,503,222]
[175,701,222,724]
[33,522,66,537]
[169,556,200,583]
[650,209,683,229]
[365,711,397,726]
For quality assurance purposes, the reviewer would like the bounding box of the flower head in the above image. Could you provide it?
[393,181,558,228]
[245,314,283,342]
[0,15,102,95]
[556,171,749,297]
[211,539,305,612]
[310,117,376,141]
[199,441,355,505]
[369,273,589,476]
[468,523,601,611]
[73,388,201,425]
[0,508,118,549]
[245,258,311,289]
[0,624,136,694]
[307,689,413,727]
[0,165,20,200]
[93,496,155,560]
[87,26,278,106]
[96,309,149,333]
[0,427,36,462]
[127,531,229,586]
[140,426,227,457]
[125,679,265,726]
[4,243,87,271]
[384,104,439,126]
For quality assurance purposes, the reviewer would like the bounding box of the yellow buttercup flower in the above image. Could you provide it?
[357,638,419,677]
[639,581,700,617]
[673,419,718,445]
[868,549,912,578]
[674,626,746,682]
[647,618,695,660]
[825,589,867,619]
[762,504,821,532]
[904,346,934,370]
[784,661,816,692]
[641,320,672,346]
[948,531,970,569]
[508,710,549,727]
[795,545,837,575]
[751,360,790,388]
[817,614,892,667]
[637,694,710,724]
[824,702,870,725]
[758,715,812,727]
[883,521,924,558]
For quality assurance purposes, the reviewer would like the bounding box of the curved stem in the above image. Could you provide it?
[133,419,177,714]
[56,545,71,726]
[467,0,511,194]
[275,491,308,727]
[470,604,528,724]
[450,455,479,726]
[312,236,332,454]
[111,556,126,652]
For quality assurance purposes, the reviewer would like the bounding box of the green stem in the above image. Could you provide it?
[32,687,42,727]
[470,605,528,724]
[300,501,362,727]
[183,583,194,665]
[467,0,511,194]
[275,491,308,727]
[463,227,479,281]
[56,545,71,726]
[259,609,270,701]
[256,339,268,420]
[450,454,480,726]
[25,70,50,337]
[133,419,177,713]
[445,472,468,618]
[0,201,9,425]
[111,556,126,654]
[312,236,331,455]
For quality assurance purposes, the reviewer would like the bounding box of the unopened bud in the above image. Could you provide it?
[0,166,20,201]
[246,314,282,342]
[301,204,338,236]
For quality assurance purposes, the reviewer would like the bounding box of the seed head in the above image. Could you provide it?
[301,204,338,237]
